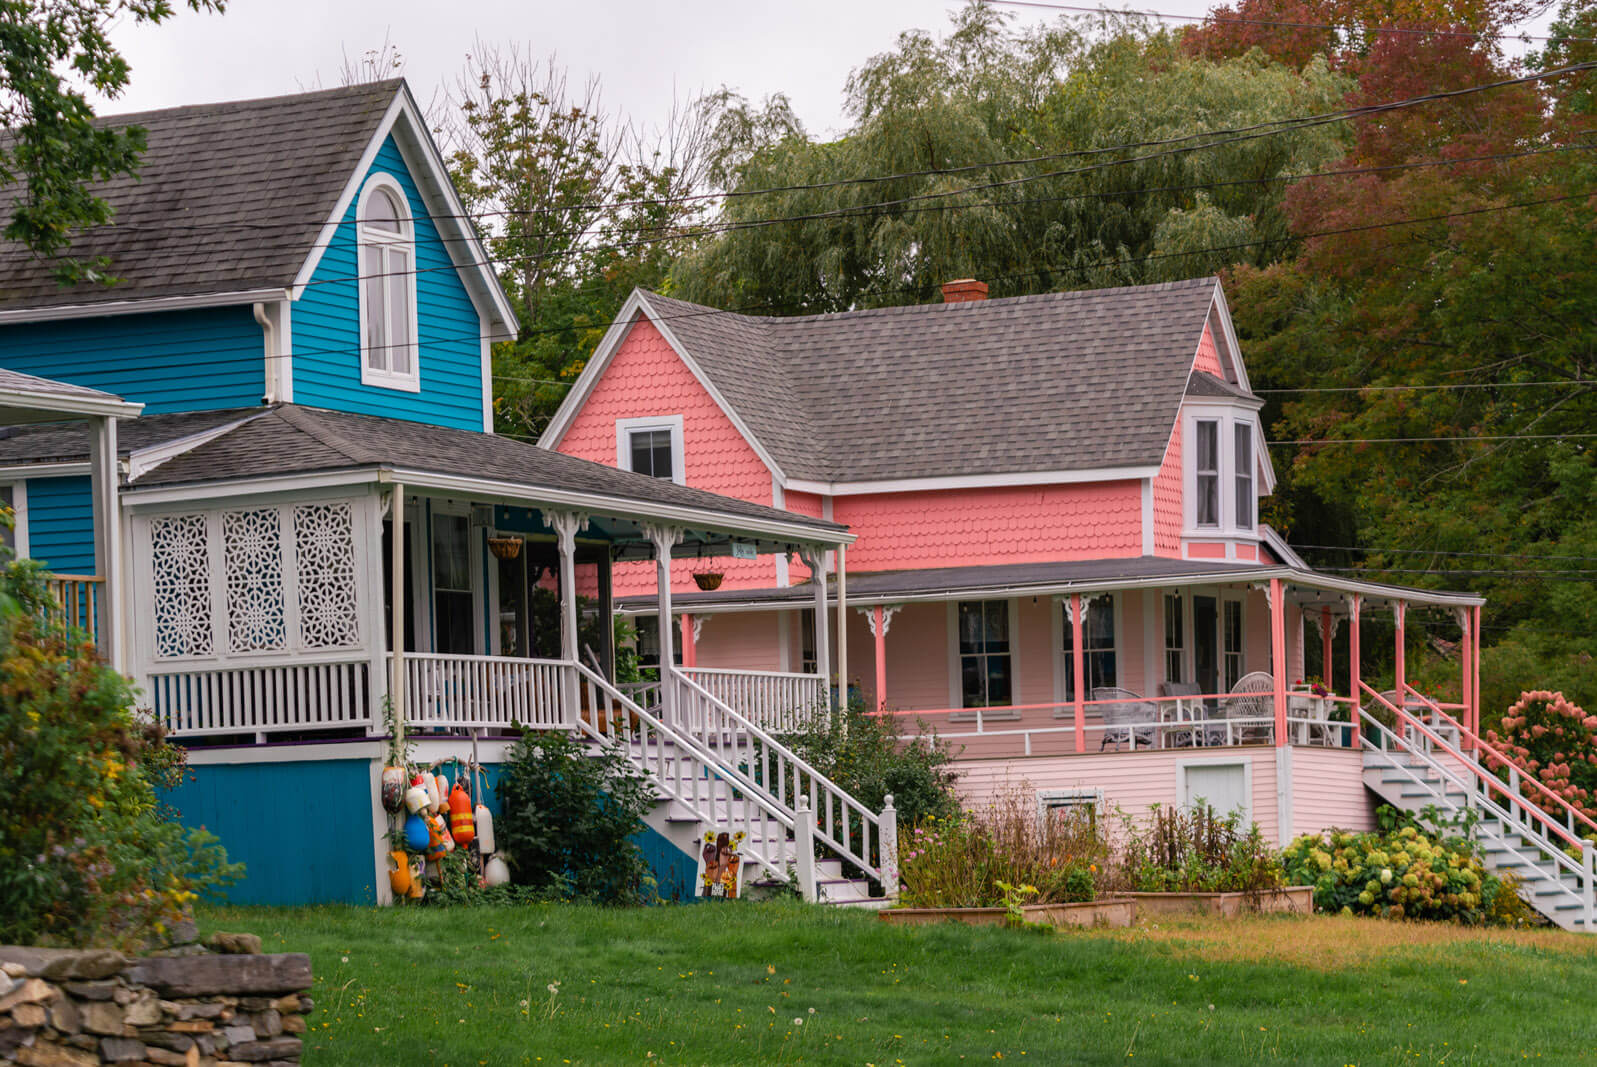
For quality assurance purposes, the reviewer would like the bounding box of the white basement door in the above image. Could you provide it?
[1182,762,1249,821]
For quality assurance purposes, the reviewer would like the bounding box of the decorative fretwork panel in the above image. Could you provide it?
[294,502,359,649]
[151,513,213,658]
[223,508,285,653]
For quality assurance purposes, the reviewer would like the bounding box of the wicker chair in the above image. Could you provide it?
[1158,680,1207,746]
[1094,686,1159,750]
[1221,671,1276,744]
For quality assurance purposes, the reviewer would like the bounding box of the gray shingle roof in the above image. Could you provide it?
[129,404,845,538]
[0,367,128,404]
[1186,370,1257,401]
[0,81,402,311]
[0,408,256,466]
[638,277,1222,483]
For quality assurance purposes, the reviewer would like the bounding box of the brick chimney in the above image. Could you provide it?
[941,278,989,303]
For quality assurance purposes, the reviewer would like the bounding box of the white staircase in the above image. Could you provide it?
[1358,685,1596,933]
[572,665,897,906]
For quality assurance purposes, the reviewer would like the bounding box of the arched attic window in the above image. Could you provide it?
[357,175,419,390]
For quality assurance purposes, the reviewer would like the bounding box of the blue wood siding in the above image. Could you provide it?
[24,475,94,572]
[292,136,485,430]
[0,306,263,412]
[164,758,378,906]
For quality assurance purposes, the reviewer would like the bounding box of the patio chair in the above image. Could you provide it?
[1221,671,1276,744]
[1093,686,1159,750]
[1158,680,1207,746]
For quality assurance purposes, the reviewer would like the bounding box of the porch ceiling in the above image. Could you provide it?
[616,555,1485,612]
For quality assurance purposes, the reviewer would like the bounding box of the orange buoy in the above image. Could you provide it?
[448,783,475,846]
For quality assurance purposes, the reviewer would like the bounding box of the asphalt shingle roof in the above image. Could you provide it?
[0,367,129,404]
[0,408,255,466]
[640,277,1223,483]
[129,405,845,536]
[0,81,402,311]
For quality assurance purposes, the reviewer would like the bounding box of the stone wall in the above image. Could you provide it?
[0,935,312,1067]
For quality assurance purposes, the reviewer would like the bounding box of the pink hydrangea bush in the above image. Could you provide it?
[1482,690,1597,823]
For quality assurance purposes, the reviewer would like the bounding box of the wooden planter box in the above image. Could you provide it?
[1124,885,1314,918]
[878,897,1134,930]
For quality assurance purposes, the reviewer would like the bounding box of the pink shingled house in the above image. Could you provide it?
[540,276,1486,845]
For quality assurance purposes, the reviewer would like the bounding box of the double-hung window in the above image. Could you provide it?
[1223,598,1245,691]
[431,513,473,655]
[1234,423,1254,529]
[1164,592,1186,683]
[1195,420,1220,527]
[358,176,419,390]
[958,600,1012,708]
[616,417,684,484]
[1061,597,1116,701]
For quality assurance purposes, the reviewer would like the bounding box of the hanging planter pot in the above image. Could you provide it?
[488,536,522,561]
[693,571,725,591]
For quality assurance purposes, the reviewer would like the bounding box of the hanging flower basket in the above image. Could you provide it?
[487,537,522,561]
[693,571,725,591]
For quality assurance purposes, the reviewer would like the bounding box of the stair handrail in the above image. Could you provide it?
[1362,684,1589,856]
[1358,697,1590,894]
[1400,683,1597,840]
[570,663,797,883]
[669,668,896,892]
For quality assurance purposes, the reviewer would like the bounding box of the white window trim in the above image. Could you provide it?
[615,415,686,485]
[0,480,27,559]
[1052,593,1122,707]
[1181,402,1261,541]
[946,598,1022,719]
[1038,788,1104,819]
[1176,756,1253,823]
[356,173,421,393]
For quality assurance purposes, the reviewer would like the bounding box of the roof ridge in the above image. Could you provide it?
[94,80,403,126]
[275,404,376,465]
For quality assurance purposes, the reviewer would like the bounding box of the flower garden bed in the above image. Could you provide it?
[1123,885,1314,918]
[878,897,1135,929]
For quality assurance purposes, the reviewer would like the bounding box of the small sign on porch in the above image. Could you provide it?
[698,830,746,899]
[731,542,757,560]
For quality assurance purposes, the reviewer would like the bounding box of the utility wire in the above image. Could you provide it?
[1256,379,1597,394]
[1295,544,1597,562]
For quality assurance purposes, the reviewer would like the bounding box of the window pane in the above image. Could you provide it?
[388,248,412,375]
[984,600,1008,653]
[1086,598,1114,648]
[961,657,986,706]
[958,601,984,654]
[1234,423,1253,528]
[432,514,471,592]
[362,246,387,369]
[1197,474,1218,526]
[986,657,1013,705]
[364,187,402,232]
[1197,421,1218,471]
[629,429,674,479]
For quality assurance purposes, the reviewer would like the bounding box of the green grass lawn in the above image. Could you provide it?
[206,901,1597,1066]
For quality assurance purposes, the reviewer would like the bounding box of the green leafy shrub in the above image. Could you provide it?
[1483,690,1597,823]
[1281,810,1495,923]
[495,730,656,905]
[899,790,1103,908]
[1114,804,1284,893]
[0,555,240,948]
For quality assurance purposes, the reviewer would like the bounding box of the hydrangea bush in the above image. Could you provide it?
[1482,690,1597,824]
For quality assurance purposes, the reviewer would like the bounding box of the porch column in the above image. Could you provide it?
[800,548,830,699]
[835,544,848,708]
[86,415,121,667]
[1393,601,1407,704]
[389,483,406,747]
[872,607,886,712]
[1070,594,1086,753]
[597,549,615,681]
[1320,606,1333,689]
[549,511,588,725]
[646,524,684,721]
[1349,595,1362,747]
[1472,604,1483,739]
[1270,578,1287,747]
[680,612,697,668]
[1457,606,1472,750]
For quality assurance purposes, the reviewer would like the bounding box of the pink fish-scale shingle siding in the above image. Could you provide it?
[1151,423,1183,556]
[1193,320,1225,377]
[556,316,780,596]
[831,482,1142,572]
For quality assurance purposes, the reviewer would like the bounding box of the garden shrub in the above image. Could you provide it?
[1482,690,1597,824]
[495,730,657,905]
[1114,803,1283,893]
[0,551,240,949]
[899,789,1104,908]
[1281,809,1499,923]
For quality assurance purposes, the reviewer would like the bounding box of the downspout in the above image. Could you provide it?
[253,303,277,404]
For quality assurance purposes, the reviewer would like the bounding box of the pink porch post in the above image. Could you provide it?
[873,606,887,712]
[1459,607,1472,751]
[680,612,697,668]
[1071,593,1086,753]
[1270,578,1287,746]
[1394,601,1407,705]
[1349,595,1362,748]
[1472,604,1483,739]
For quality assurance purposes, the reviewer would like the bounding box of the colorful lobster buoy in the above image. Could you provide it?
[403,812,429,852]
[425,813,448,862]
[423,774,442,815]
[387,850,413,897]
[404,784,430,814]
[381,766,406,812]
[448,783,475,846]
[434,774,449,811]
[474,803,495,855]
[483,855,510,887]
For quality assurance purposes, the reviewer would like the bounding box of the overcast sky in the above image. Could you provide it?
[96,0,1229,138]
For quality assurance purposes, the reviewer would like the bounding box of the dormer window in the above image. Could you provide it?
[1195,420,1220,527]
[358,175,419,391]
[616,415,685,484]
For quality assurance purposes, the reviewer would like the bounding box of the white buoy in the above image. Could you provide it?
[484,855,510,886]
[474,805,495,855]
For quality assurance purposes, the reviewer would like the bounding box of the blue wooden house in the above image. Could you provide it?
[0,81,885,907]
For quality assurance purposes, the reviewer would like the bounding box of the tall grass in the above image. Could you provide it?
[1113,804,1283,893]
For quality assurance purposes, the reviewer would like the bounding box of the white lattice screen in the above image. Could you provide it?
[143,498,367,662]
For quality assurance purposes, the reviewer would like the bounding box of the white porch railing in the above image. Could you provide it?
[397,652,569,731]
[680,667,825,732]
[149,658,373,737]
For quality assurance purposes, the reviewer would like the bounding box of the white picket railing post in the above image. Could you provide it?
[879,794,899,903]
[794,797,818,903]
[1584,844,1595,931]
